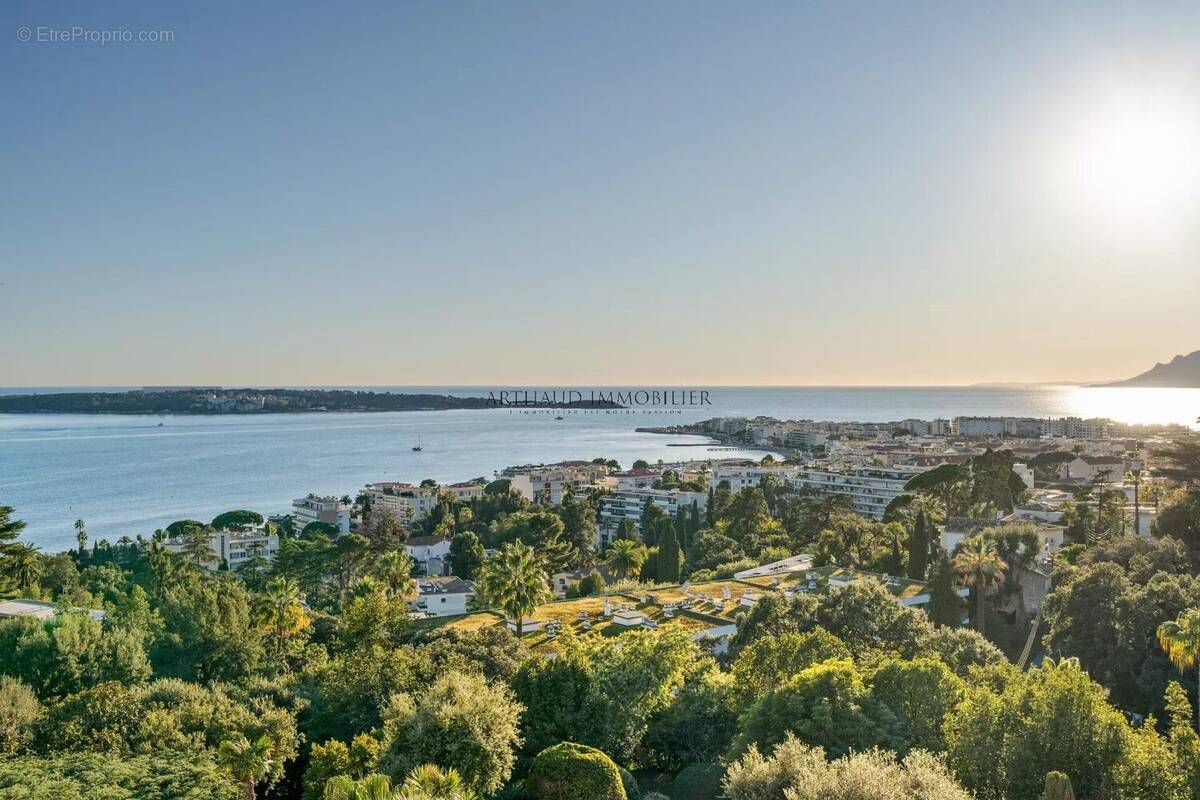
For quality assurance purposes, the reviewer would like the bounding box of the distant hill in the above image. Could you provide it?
[1097,350,1200,388]
[0,388,621,414]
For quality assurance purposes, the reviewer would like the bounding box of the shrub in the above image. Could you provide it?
[723,734,970,800]
[525,742,626,800]
[671,763,724,800]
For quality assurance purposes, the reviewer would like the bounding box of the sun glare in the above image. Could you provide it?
[1051,82,1200,240]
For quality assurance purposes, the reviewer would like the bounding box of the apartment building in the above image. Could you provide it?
[165,526,279,571]
[291,495,351,534]
[710,464,799,492]
[503,462,608,504]
[606,469,661,492]
[598,488,707,544]
[364,482,441,525]
[442,481,485,503]
[789,465,922,519]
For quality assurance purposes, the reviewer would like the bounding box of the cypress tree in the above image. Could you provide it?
[925,552,963,627]
[907,510,929,580]
[657,527,681,583]
[674,510,689,554]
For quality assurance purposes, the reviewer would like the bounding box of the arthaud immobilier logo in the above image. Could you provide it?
[486,389,712,409]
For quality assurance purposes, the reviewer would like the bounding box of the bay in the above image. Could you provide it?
[2,385,1197,551]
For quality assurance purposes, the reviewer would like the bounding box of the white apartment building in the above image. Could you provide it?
[442,481,485,502]
[165,526,279,571]
[291,495,351,535]
[504,462,608,504]
[413,576,475,617]
[710,464,799,492]
[365,482,441,525]
[598,489,707,544]
[789,465,922,519]
[606,469,661,492]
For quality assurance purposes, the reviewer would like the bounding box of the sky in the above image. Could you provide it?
[2,1,1199,387]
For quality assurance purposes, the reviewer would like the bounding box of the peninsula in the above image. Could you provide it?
[0,388,620,415]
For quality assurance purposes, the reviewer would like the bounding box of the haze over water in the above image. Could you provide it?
[2,385,1196,551]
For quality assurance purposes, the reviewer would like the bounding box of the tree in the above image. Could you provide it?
[1154,439,1200,486]
[605,539,647,581]
[643,666,739,771]
[614,518,638,542]
[212,510,265,530]
[730,659,904,759]
[926,553,964,627]
[396,765,478,800]
[0,750,240,799]
[868,657,964,753]
[723,734,971,800]
[474,541,551,637]
[0,676,42,755]
[577,570,606,597]
[0,505,27,556]
[656,527,681,583]
[373,550,417,601]
[907,510,930,580]
[953,536,1006,635]
[729,629,850,706]
[945,657,1131,800]
[152,575,263,681]
[526,742,627,800]
[322,774,396,800]
[255,576,309,668]
[448,532,485,580]
[378,672,523,796]
[74,518,87,554]
[1159,608,1200,730]
[5,543,42,593]
[217,734,276,800]
[180,524,218,568]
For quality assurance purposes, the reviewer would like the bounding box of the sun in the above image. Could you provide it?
[1051,82,1200,240]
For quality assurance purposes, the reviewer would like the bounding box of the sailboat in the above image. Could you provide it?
[412,436,423,452]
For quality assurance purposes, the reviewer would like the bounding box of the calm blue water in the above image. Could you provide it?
[2,385,1197,551]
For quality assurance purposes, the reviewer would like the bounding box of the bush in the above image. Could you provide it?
[0,676,42,754]
[723,734,970,800]
[619,766,640,800]
[526,742,627,800]
[671,763,724,800]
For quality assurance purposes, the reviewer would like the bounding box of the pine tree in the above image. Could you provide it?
[907,510,929,580]
[657,527,681,583]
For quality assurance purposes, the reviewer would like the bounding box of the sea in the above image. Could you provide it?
[2,385,1197,552]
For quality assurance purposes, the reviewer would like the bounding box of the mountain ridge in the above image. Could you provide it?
[1096,349,1200,388]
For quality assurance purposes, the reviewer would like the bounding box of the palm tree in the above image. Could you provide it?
[74,518,87,554]
[180,524,217,568]
[217,734,275,800]
[952,536,1006,636]
[374,550,418,601]
[255,576,309,667]
[5,543,42,594]
[323,774,396,800]
[142,537,181,596]
[1158,609,1200,730]
[397,765,478,800]
[605,538,648,580]
[475,540,551,637]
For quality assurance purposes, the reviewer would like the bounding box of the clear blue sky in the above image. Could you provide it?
[3,1,1199,386]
